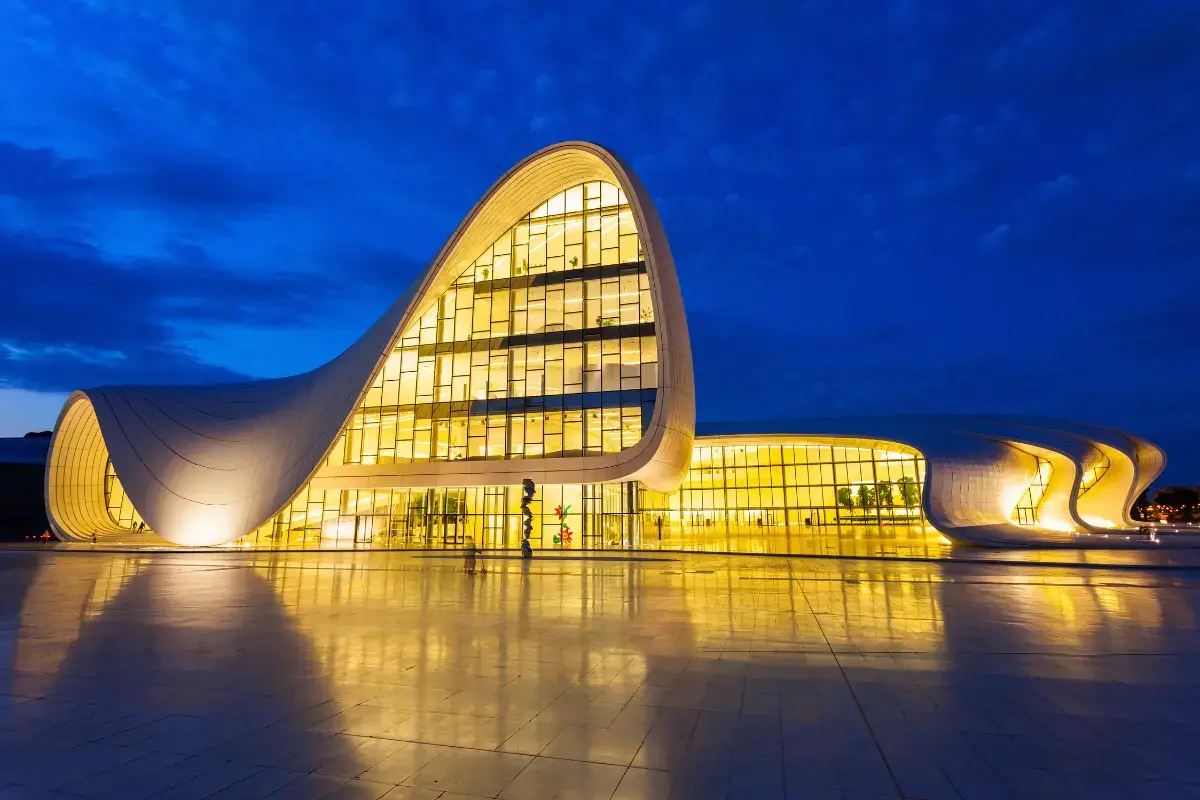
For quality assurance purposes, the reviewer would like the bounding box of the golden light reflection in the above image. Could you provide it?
[14,557,147,680]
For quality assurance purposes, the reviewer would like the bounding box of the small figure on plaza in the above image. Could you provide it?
[463,535,477,574]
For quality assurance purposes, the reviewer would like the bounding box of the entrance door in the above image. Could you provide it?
[439,489,468,548]
[482,487,507,549]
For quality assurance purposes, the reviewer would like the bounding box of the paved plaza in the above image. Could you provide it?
[1,549,1199,798]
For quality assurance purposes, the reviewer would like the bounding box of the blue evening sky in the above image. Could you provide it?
[1,2,1198,482]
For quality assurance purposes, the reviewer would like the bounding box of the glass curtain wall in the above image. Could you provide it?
[1077,447,1111,497]
[334,180,657,465]
[236,482,643,551]
[640,442,928,551]
[233,441,931,552]
[1012,456,1053,525]
[103,460,148,532]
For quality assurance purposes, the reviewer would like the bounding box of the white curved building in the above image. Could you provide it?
[45,142,1165,549]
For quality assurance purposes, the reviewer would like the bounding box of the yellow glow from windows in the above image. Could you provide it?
[672,441,926,528]
[1012,456,1052,526]
[103,460,149,533]
[1077,448,1111,497]
[342,181,655,465]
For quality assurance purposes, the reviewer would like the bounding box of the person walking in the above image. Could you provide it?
[463,535,477,574]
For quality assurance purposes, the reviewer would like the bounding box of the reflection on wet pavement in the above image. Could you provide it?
[1,550,1199,798]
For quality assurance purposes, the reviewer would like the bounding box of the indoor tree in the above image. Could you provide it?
[836,486,855,512]
[857,484,876,511]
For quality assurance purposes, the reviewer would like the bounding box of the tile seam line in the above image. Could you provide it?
[788,557,907,800]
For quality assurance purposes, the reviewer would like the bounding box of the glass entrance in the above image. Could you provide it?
[482,487,508,549]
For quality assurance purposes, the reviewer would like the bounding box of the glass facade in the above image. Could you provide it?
[668,442,925,528]
[104,460,148,531]
[1077,447,1111,497]
[331,180,656,465]
[1012,456,1052,525]
[225,439,931,553]
[236,483,642,551]
[634,441,930,554]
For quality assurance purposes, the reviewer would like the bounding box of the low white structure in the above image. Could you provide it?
[45,142,1164,549]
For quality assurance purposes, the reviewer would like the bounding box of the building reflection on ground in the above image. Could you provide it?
[1,550,1198,796]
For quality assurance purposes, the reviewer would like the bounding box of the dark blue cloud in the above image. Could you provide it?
[0,142,277,212]
[0,227,353,390]
[1,0,1198,480]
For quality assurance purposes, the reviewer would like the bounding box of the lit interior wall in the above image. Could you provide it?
[921,435,1037,533]
[44,393,128,541]
[1076,441,1137,528]
[1009,444,1077,532]
[1126,438,1166,526]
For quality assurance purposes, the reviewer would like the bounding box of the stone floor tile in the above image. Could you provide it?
[498,755,626,799]
[356,741,448,784]
[405,748,532,796]
[497,719,569,755]
[206,766,307,799]
[316,778,401,800]
[151,761,265,800]
[540,724,646,765]
[374,788,444,800]
[262,772,350,798]
[57,749,188,798]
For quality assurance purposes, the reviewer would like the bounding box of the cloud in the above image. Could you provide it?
[0,141,281,216]
[981,223,1009,249]
[0,230,350,390]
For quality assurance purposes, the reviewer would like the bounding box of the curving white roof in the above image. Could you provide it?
[46,142,695,545]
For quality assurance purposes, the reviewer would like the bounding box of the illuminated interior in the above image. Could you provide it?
[101,425,1116,550]
[333,180,655,464]
[1012,456,1053,525]
[236,483,642,550]
[1077,447,1111,497]
[103,460,148,532]
[227,437,930,551]
[665,441,925,528]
